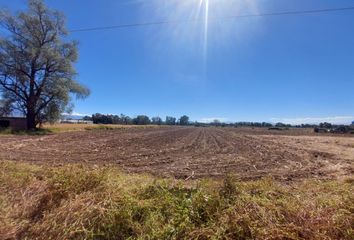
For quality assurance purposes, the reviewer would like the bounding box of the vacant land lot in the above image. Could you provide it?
[1,127,353,239]
[0,127,352,180]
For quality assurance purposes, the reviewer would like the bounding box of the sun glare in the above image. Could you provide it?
[140,0,260,66]
[202,0,209,61]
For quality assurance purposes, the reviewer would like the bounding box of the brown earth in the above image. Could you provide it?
[0,127,353,180]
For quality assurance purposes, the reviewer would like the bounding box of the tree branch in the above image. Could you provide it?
[35,94,54,115]
[0,76,28,102]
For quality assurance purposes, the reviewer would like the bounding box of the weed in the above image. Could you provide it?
[0,161,353,240]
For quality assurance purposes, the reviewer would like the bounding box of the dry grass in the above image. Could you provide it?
[41,123,161,133]
[0,161,353,240]
[0,124,158,135]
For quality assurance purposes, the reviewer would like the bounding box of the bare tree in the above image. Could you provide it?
[0,0,89,129]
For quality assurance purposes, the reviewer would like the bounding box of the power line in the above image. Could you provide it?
[69,6,354,33]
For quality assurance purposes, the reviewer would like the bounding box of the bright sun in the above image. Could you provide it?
[141,0,260,63]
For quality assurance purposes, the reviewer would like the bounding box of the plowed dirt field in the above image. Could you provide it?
[1,127,353,180]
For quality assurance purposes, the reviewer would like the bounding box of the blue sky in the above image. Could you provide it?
[1,0,354,124]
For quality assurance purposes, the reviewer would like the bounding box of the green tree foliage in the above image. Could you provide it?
[179,115,189,125]
[92,113,133,125]
[92,113,113,124]
[0,0,89,129]
[275,122,291,128]
[133,115,151,125]
[120,114,133,125]
[151,116,162,125]
[82,116,92,121]
[319,122,332,129]
[212,119,221,126]
[235,122,272,127]
[165,116,176,125]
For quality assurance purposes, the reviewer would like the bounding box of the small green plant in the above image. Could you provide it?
[219,174,241,200]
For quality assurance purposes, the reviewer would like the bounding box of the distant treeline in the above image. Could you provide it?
[86,114,189,126]
[82,114,352,129]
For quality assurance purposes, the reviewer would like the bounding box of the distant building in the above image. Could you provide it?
[0,117,27,131]
[352,121,354,125]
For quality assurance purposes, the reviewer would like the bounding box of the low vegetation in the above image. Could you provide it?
[0,124,159,135]
[1,161,352,240]
[41,123,148,133]
[0,125,97,135]
[0,127,52,135]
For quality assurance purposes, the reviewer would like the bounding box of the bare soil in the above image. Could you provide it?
[0,127,353,180]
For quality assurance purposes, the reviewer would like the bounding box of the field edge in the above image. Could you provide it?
[1,160,353,240]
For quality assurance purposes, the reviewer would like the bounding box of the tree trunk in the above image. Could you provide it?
[26,110,36,130]
[27,85,37,130]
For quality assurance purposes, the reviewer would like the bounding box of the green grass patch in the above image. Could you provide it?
[0,127,53,135]
[84,125,116,131]
[0,161,353,240]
